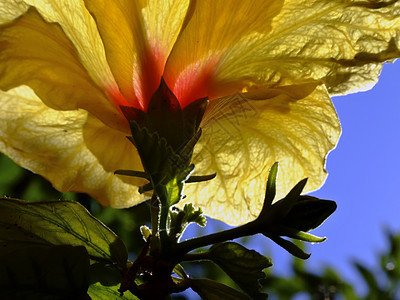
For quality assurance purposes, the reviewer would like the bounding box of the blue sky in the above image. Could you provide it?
[306,60,400,292]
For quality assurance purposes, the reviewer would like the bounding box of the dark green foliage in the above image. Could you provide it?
[0,245,90,299]
[208,242,271,299]
[0,198,128,266]
[0,194,130,299]
[189,278,252,300]
[88,282,139,299]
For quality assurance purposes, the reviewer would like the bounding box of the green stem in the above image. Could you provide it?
[158,191,169,246]
[150,193,160,236]
[173,220,259,257]
[149,193,161,256]
[160,203,169,244]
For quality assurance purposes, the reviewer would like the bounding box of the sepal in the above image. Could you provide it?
[266,234,311,260]
[121,77,208,154]
[126,121,191,206]
[120,78,211,207]
[255,163,336,259]
[283,195,337,232]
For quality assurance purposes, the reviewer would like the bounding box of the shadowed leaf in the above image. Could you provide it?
[189,278,252,300]
[0,245,89,299]
[209,242,271,299]
[0,198,127,266]
[88,282,139,299]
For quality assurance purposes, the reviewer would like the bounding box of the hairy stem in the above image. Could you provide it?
[150,193,160,236]
[158,193,170,246]
[173,220,259,257]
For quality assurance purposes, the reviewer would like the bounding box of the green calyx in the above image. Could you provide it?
[117,77,213,253]
[118,77,210,207]
[121,77,208,155]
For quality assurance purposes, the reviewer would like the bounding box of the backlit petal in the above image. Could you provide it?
[165,0,284,106]
[0,86,146,208]
[184,84,340,225]
[82,115,145,186]
[0,0,28,23]
[166,0,400,102]
[0,8,126,131]
[22,0,117,91]
[84,0,190,108]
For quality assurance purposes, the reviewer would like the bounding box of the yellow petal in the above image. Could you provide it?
[0,86,146,208]
[82,114,144,183]
[165,0,284,106]
[84,0,190,107]
[166,0,400,101]
[0,1,28,23]
[183,84,340,225]
[0,8,126,131]
[22,0,116,91]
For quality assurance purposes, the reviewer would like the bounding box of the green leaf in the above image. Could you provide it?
[165,164,194,206]
[164,176,184,206]
[173,264,188,279]
[88,282,139,300]
[209,242,271,299]
[0,198,128,266]
[89,262,123,286]
[189,278,252,300]
[183,203,207,227]
[0,244,89,299]
[283,196,337,232]
[169,204,206,241]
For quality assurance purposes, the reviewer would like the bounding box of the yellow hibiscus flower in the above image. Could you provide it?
[0,0,399,225]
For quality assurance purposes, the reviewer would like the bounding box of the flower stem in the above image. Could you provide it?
[173,220,259,257]
[150,193,160,236]
[158,193,170,247]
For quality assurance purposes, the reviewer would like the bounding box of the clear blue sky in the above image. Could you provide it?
[305,60,400,292]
